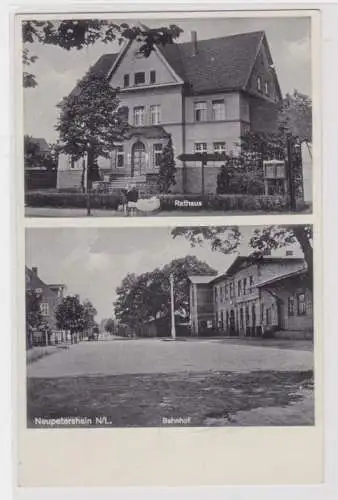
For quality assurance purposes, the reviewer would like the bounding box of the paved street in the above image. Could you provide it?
[27,338,314,427]
[27,337,313,378]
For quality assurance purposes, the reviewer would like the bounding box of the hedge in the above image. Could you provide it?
[25,191,121,210]
[158,193,308,212]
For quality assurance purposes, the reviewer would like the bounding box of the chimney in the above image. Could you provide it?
[191,31,198,56]
[32,267,38,277]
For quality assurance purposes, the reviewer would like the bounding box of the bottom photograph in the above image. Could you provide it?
[25,224,314,428]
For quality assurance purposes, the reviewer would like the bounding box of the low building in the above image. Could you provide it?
[25,266,66,344]
[189,255,313,339]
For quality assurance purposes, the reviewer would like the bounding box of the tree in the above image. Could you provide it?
[25,290,43,348]
[278,90,312,149]
[114,256,217,328]
[158,134,177,193]
[22,20,183,88]
[171,225,313,289]
[55,295,86,343]
[56,70,128,213]
[82,299,97,332]
[104,318,115,335]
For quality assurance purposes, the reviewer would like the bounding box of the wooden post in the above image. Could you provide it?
[286,135,297,211]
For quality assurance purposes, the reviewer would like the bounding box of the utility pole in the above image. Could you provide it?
[85,151,91,216]
[169,273,176,340]
[286,135,297,211]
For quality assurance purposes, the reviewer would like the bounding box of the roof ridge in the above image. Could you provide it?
[174,29,265,48]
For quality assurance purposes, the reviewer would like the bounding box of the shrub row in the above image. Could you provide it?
[25,190,308,213]
[158,193,308,212]
[25,191,121,210]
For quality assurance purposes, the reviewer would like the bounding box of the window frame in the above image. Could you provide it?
[134,72,146,85]
[297,292,307,316]
[123,74,130,88]
[133,106,145,126]
[150,70,156,84]
[194,142,208,154]
[257,76,262,92]
[115,145,125,168]
[213,141,226,154]
[150,104,161,125]
[153,143,163,168]
[40,302,49,317]
[211,99,226,121]
[194,101,207,122]
[288,295,295,316]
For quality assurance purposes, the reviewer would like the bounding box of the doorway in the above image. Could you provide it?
[131,141,146,176]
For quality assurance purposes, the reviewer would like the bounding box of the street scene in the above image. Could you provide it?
[23,17,313,217]
[26,225,314,427]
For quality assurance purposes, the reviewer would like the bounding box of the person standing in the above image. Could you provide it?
[126,184,139,216]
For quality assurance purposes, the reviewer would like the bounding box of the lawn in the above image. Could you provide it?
[27,369,314,428]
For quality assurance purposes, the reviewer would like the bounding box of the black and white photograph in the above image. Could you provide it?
[25,224,314,428]
[22,15,313,217]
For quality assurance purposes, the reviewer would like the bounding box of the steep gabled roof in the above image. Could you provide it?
[79,30,277,96]
[210,255,305,284]
[160,30,265,94]
[255,268,307,288]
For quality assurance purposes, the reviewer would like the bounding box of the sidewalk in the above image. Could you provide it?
[27,344,69,364]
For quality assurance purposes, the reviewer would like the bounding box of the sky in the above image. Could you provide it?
[25,226,303,321]
[23,16,312,142]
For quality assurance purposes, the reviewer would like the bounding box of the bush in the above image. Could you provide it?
[157,193,307,212]
[25,191,121,210]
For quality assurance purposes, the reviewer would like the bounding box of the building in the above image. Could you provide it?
[25,137,57,190]
[57,29,282,194]
[189,255,313,339]
[25,266,66,344]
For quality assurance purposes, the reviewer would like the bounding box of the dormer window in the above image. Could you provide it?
[123,74,130,88]
[134,72,145,85]
[150,70,156,84]
[257,76,262,92]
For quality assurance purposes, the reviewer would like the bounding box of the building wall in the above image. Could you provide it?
[190,283,214,336]
[109,41,179,89]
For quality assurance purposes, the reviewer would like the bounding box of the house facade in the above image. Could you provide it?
[25,266,66,343]
[189,255,313,339]
[57,30,282,193]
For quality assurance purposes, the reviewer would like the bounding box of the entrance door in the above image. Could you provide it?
[229,310,237,337]
[132,141,146,176]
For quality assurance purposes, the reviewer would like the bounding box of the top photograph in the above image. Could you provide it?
[21,14,314,217]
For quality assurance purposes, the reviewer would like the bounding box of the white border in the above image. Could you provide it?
[1,0,337,498]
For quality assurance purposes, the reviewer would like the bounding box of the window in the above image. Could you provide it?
[194,142,207,153]
[115,145,124,168]
[297,293,306,316]
[194,101,207,122]
[229,282,234,298]
[265,81,269,95]
[134,72,145,85]
[40,302,49,317]
[213,142,226,154]
[224,284,228,299]
[150,104,161,125]
[212,99,225,120]
[240,308,244,329]
[220,311,224,329]
[220,286,224,302]
[237,280,242,297]
[214,288,217,303]
[150,70,156,84]
[249,275,254,293]
[153,143,163,167]
[257,76,262,91]
[123,74,130,87]
[288,296,295,316]
[243,277,247,295]
[133,106,145,126]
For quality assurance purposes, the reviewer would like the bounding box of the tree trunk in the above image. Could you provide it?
[292,225,313,290]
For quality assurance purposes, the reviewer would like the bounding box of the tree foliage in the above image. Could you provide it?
[22,20,183,87]
[82,299,98,331]
[55,295,86,338]
[104,318,115,334]
[114,256,217,327]
[278,90,312,145]
[158,134,176,193]
[171,225,313,288]
[24,135,57,170]
[56,71,128,186]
